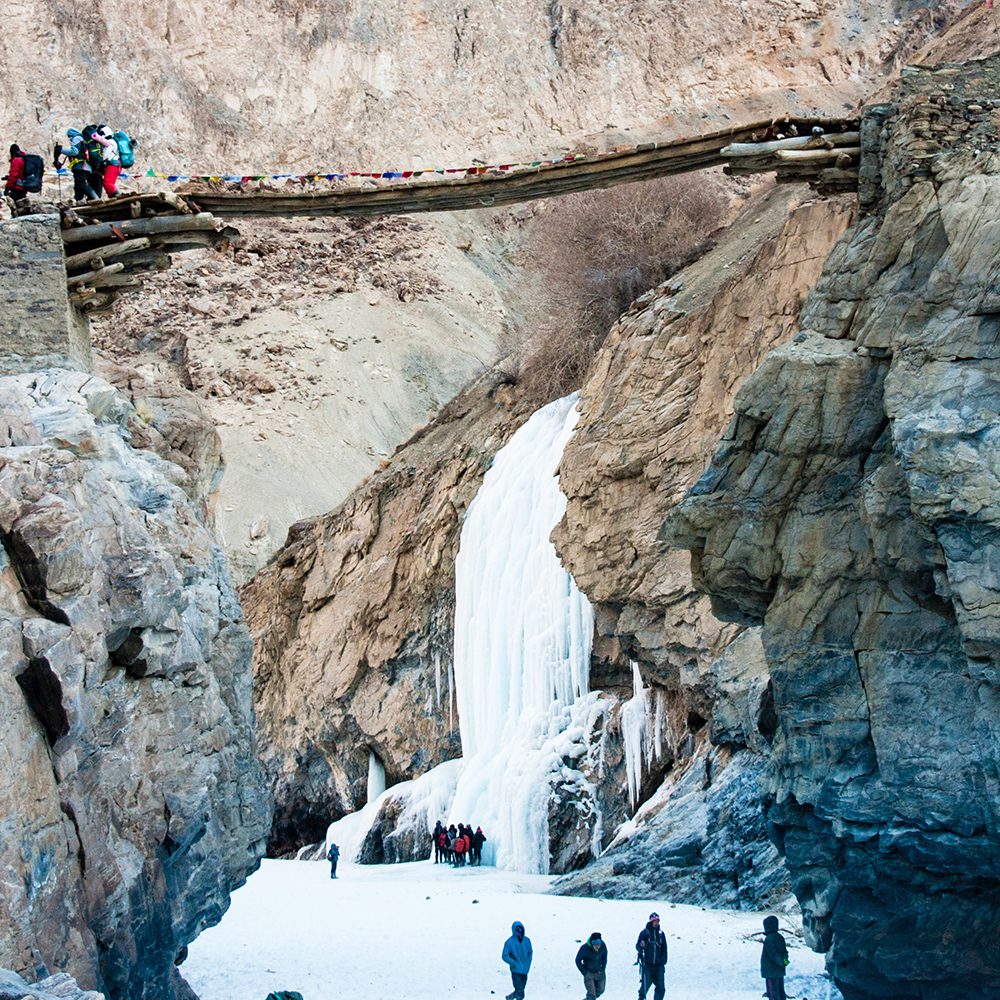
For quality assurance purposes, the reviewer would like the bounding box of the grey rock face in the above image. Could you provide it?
[0,967,105,1000]
[0,371,270,1000]
[667,58,1000,1000]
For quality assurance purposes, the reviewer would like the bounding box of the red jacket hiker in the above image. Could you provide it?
[4,146,26,197]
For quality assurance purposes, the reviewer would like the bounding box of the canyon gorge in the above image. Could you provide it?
[0,3,997,1000]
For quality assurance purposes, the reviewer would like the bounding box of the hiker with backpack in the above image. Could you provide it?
[4,145,29,206]
[54,129,100,201]
[91,125,136,197]
[326,842,340,879]
[636,912,668,1000]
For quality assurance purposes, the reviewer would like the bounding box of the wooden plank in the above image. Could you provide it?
[64,237,152,272]
[62,212,222,245]
[67,262,126,287]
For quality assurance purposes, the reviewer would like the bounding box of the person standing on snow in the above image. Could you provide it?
[471,825,487,865]
[433,820,444,863]
[636,912,667,1000]
[501,920,533,1000]
[326,842,340,879]
[575,931,608,999]
[760,915,789,1000]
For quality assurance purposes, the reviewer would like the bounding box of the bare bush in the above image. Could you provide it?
[519,173,732,403]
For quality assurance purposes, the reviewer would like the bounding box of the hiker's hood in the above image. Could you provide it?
[67,129,82,139]
[763,916,780,933]
[512,921,525,935]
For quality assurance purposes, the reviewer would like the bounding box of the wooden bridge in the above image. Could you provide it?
[56,116,859,313]
[190,116,860,218]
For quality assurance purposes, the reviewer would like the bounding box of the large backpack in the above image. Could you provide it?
[82,125,104,166]
[113,130,135,168]
[21,154,44,193]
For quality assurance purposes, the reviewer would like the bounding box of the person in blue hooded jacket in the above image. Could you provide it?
[501,920,533,1000]
[760,915,789,1000]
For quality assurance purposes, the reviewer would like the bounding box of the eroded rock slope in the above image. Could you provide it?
[667,54,1000,1000]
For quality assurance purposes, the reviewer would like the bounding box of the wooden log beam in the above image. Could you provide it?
[61,191,193,225]
[723,131,861,157]
[64,237,152,273]
[774,147,861,162]
[118,250,172,272]
[191,116,857,218]
[89,273,144,289]
[67,262,126,287]
[62,212,222,244]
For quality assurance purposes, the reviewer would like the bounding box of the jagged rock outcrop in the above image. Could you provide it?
[551,188,853,901]
[244,374,532,853]
[666,55,1000,1000]
[0,371,270,1000]
[0,967,104,1000]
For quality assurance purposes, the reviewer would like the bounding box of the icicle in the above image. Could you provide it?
[434,650,442,708]
[367,750,386,804]
[621,660,648,809]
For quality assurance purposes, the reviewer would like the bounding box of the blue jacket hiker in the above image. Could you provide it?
[760,915,789,1000]
[326,842,340,879]
[501,920,533,1000]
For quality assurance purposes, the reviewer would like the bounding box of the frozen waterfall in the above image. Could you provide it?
[448,392,595,872]
[326,393,596,873]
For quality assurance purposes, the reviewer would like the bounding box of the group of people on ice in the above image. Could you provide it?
[3,123,136,208]
[432,820,486,866]
[501,912,790,1000]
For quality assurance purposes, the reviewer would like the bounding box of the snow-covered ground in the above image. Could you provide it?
[182,860,841,1000]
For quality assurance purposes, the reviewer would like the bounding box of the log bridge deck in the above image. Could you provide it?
[58,116,859,314]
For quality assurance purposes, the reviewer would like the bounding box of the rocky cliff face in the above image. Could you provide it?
[667,54,1000,1000]
[0,370,270,1000]
[243,374,531,853]
[548,189,853,902]
[245,184,854,879]
[2,1,956,171]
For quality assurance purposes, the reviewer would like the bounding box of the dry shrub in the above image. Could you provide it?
[519,173,731,403]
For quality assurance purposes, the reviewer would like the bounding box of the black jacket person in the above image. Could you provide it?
[636,912,667,1000]
[760,915,789,1000]
[575,932,608,999]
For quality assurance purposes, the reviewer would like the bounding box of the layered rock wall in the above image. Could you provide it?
[0,371,269,1000]
[551,188,853,901]
[667,56,1000,1000]
[0,216,91,375]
